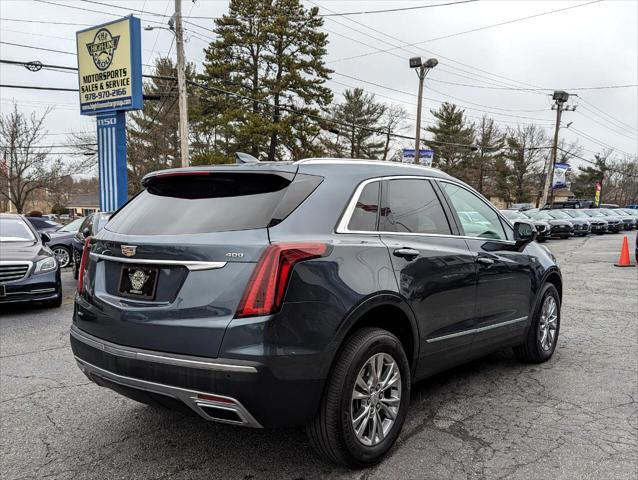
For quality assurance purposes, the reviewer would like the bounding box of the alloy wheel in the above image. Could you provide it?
[53,247,70,268]
[538,295,558,351]
[350,352,402,446]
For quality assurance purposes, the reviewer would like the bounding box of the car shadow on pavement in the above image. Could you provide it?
[77,349,529,478]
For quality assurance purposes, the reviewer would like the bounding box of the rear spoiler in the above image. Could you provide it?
[235,152,259,164]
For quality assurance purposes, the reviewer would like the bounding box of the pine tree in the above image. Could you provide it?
[199,0,333,162]
[473,115,504,195]
[127,57,196,191]
[425,103,475,182]
[322,88,386,159]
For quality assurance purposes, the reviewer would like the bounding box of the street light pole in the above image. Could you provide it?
[174,0,189,168]
[409,57,438,164]
[540,90,575,207]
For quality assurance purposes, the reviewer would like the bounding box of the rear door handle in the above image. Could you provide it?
[393,248,420,259]
[476,256,495,266]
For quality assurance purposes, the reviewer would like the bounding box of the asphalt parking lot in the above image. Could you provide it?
[1,233,637,480]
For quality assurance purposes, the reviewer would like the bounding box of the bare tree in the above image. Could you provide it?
[380,104,409,161]
[504,124,548,202]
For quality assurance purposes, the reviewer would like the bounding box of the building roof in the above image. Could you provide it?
[67,193,99,208]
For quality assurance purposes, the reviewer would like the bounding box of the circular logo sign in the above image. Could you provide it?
[85,28,120,71]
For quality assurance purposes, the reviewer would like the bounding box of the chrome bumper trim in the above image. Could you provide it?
[70,326,258,373]
[2,287,57,296]
[75,357,263,428]
[90,252,226,271]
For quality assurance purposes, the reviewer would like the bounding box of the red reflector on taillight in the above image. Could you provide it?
[197,393,236,404]
[76,236,92,294]
[235,242,328,318]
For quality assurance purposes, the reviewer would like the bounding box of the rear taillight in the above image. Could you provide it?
[76,236,92,294]
[235,242,329,318]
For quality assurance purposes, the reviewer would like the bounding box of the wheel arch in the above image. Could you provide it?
[335,293,420,376]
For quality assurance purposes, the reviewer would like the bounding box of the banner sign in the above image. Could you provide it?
[76,16,143,115]
[594,181,602,206]
[552,162,570,189]
[402,148,434,166]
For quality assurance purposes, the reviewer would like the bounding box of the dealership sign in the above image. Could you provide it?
[76,16,143,212]
[552,162,570,189]
[402,148,434,166]
[76,16,142,115]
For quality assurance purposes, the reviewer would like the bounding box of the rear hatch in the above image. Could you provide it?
[75,166,322,358]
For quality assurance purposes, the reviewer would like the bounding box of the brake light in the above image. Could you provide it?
[235,242,329,318]
[76,236,92,294]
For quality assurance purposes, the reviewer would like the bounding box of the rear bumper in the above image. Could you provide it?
[70,325,324,427]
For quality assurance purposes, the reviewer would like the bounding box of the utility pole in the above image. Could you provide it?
[409,57,438,164]
[174,0,189,167]
[541,90,575,207]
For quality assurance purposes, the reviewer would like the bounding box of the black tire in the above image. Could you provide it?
[514,283,560,363]
[537,238,547,243]
[560,234,570,239]
[307,327,411,467]
[52,245,71,269]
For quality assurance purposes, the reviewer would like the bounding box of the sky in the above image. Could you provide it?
[1,0,637,172]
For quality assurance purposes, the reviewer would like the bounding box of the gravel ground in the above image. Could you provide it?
[1,233,636,480]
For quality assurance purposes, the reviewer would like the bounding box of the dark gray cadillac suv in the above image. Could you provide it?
[71,159,562,467]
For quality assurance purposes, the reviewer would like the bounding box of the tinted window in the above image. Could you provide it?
[440,182,507,240]
[0,218,35,242]
[348,181,380,231]
[106,173,312,235]
[381,179,451,235]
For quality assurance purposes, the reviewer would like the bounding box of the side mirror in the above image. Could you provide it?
[82,227,91,238]
[514,221,537,245]
[41,232,51,244]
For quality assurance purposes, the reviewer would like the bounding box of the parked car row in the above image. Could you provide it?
[502,206,637,240]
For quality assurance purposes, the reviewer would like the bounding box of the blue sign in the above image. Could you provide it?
[96,112,128,211]
[402,148,434,166]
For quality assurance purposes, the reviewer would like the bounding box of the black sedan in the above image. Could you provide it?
[48,217,85,269]
[501,209,550,242]
[25,216,63,234]
[525,211,573,239]
[0,214,62,308]
[72,212,112,279]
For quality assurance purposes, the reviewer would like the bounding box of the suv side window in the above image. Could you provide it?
[380,179,451,235]
[440,182,508,240]
[347,181,380,231]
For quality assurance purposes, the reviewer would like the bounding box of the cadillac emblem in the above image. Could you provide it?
[121,245,137,257]
[129,270,148,292]
[86,28,120,71]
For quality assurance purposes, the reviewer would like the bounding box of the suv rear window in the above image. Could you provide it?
[106,172,321,235]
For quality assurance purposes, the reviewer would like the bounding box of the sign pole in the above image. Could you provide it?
[96,111,128,212]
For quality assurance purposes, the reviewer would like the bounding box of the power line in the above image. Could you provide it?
[0,41,74,56]
[329,0,602,64]
[0,17,91,26]
[318,0,478,17]
[1,84,78,92]
[578,97,638,132]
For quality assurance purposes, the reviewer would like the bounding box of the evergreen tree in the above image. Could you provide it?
[322,88,386,158]
[127,57,196,191]
[473,115,504,195]
[199,0,332,162]
[425,103,475,181]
